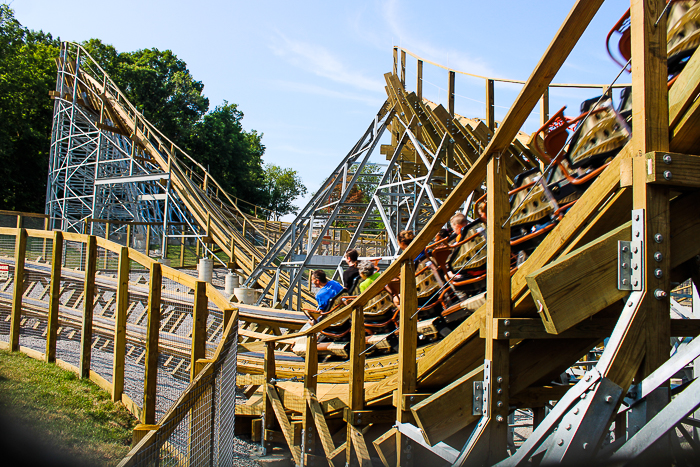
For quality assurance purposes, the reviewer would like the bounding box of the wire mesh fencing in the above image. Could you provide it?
[0,231,17,344]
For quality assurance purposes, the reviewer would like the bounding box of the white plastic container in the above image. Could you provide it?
[198,258,213,283]
[224,272,240,296]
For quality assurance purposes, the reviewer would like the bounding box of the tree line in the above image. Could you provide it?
[0,5,306,219]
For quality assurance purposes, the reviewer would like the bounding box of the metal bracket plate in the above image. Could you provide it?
[473,381,484,416]
[618,209,644,291]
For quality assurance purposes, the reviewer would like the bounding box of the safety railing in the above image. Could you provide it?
[0,224,239,465]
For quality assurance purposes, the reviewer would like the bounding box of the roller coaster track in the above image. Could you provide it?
[52,42,315,308]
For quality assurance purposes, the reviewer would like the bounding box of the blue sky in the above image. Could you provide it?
[10,0,632,215]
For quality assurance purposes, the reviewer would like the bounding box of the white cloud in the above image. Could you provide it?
[270,79,385,106]
[270,33,385,93]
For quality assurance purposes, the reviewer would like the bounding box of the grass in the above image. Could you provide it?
[0,349,137,466]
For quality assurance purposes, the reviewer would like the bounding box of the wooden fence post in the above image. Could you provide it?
[79,235,97,378]
[417,60,423,101]
[145,224,151,256]
[303,333,318,464]
[112,246,129,402]
[143,262,162,424]
[180,227,186,268]
[400,49,406,87]
[346,305,365,464]
[486,79,495,132]
[396,261,417,466]
[9,228,27,351]
[262,341,276,454]
[191,281,208,380]
[104,222,110,268]
[46,231,63,363]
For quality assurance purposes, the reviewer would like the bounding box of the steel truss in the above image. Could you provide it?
[245,108,463,309]
[46,43,199,255]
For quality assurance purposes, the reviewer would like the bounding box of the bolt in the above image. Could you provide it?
[622,279,629,286]
[664,170,672,180]
[497,401,503,408]
[633,279,639,287]
[410,396,414,401]
[635,231,640,238]
[654,289,668,300]
[605,395,613,403]
[654,252,663,262]
[583,442,589,450]
[586,374,592,382]
[574,408,580,415]
[557,439,564,446]
[581,393,587,400]
[497,388,503,394]
[476,396,481,401]
[475,408,481,413]
[622,245,629,253]
[663,154,672,164]
[566,424,572,431]
[621,262,628,269]
[632,262,638,270]
[654,268,663,279]
[504,331,510,338]
[633,246,639,254]
[654,233,664,243]
[496,415,504,423]
[504,319,511,326]
[497,376,504,384]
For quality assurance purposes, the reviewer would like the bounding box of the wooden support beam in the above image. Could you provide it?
[9,228,27,351]
[79,235,97,377]
[417,60,423,101]
[112,246,129,402]
[306,389,335,467]
[540,87,549,127]
[484,142,511,463]
[190,281,208,380]
[527,221,631,334]
[644,151,700,188]
[346,306,365,464]
[303,333,318,464]
[262,341,276,452]
[489,317,617,340]
[267,383,302,465]
[396,260,417,466]
[400,49,406,87]
[143,263,162,424]
[46,231,63,363]
[486,79,495,132]
[344,408,395,425]
[630,0,671,424]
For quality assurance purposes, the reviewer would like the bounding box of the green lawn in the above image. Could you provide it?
[0,349,137,466]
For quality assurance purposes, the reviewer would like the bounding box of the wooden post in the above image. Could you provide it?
[396,261,417,466]
[42,217,49,261]
[486,79,495,132]
[46,231,64,363]
[180,229,186,268]
[79,235,97,378]
[112,246,129,402]
[447,71,455,117]
[631,0,671,423]
[223,307,234,329]
[540,87,550,127]
[484,148,511,463]
[9,228,27,351]
[303,333,318,464]
[145,224,151,256]
[126,224,132,249]
[191,281,208,380]
[16,214,21,228]
[262,341,276,453]
[400,49,406,87]
[104,222,110,269]
[446,71,456,190]
[417,60,423,102]
[143,262,162,424]
[346,306,365,464]
[393,47,398,76]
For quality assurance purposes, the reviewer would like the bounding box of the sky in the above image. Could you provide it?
[8,0,633,217]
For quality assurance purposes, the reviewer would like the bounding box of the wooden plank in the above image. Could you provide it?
[396,260,417,466]
[509,385,573,407]
[10,228,27,351]
[417,60,423,101]
[190,281,208,380]
[46,231,63,363]
[302,332,318,463]
[262,341,276,449]
[411,365,484,446]
[490,317,617,340]
[344,409,395,425]
[306,389,336,467]
[373,427,397,467]
[670,319,700,337]
[486,79,495,131]
[669,45,700,129]
[143,263,161,424]
[267,383,302,465]
[349,423,372,467]
[526,221,631,334]
[79,235,97,378]
[346,305,365,463]
[646,151,700,188]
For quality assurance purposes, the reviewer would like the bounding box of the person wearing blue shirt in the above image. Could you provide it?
[311,270,344,312]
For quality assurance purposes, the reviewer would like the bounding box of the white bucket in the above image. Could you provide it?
[198,258,213,283]
[224,273,240,296]
[234,287,258,305]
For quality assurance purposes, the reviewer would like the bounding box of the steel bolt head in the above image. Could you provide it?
[632,262,638,270]
[566,424,572,431]
[622,245,629,253]
[633,279,639,287]
[621,262,628,269]
[664,170,672,180]
[497,388,503,394]
[557,439,564,446]
[497,376,504,384]
[654,233,664,243]
[635,231,641,238]
[504,319,511,326]
[663,154,672,164]
[622,279,629,285]
[654,252,663,262]
[583,442,589,450]
[496,415,504,423]
[654,268,663,279]
[504,331,510,338]
[605,395,613,403]
[574,408,580,415]
[654,289,668,300]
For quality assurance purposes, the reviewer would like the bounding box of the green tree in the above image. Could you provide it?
[262,164,307,220]
[0,5,59,212]
[187,102,268,208]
